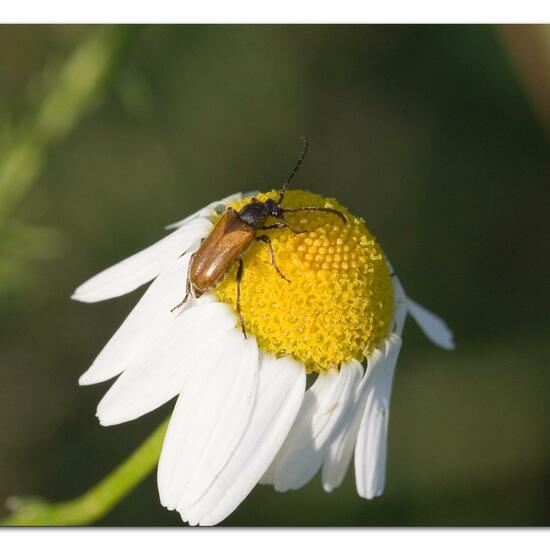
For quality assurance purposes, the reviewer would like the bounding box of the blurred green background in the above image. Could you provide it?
[0,25,549,526]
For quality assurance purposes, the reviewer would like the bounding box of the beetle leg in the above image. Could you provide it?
[170,253,195,313]
[286,225,307,235]
[236,258,247,339]
[257,222,287,230]
[258,220,307,234]
[170,276,191,313]
[255,235,291,283]
[281,206,347,225]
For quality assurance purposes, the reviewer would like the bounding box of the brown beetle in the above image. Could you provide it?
[171,138,347,337]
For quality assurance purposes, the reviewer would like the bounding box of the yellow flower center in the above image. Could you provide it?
[214,190,394,373]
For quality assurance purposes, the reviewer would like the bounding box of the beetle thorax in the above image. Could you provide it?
[237,199,282,228]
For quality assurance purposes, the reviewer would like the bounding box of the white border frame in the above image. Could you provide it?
[1,0,550,24]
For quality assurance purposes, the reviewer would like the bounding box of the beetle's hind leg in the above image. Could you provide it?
[170,275,191,313]
[170,252,195,313]
[236,258,247,338]
[255,235,291,283]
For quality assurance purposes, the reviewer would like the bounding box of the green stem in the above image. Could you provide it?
[2,418,169,526]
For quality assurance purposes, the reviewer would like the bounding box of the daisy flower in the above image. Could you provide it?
[73,172,454,526]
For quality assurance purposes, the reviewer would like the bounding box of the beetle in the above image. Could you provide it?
[171,138,347,337]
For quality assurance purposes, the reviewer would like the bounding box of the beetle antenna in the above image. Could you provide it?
[281,206,347,224]
[278,137,309,205]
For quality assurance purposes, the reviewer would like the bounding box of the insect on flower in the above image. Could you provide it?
[173,138,347,337]
[73,139,455,526]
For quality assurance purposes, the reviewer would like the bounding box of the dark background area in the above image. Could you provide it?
[0,25,549,526]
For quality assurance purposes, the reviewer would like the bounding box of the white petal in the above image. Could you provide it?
[271,362,363,492]
[391,274,408,337]
[164,193,241,230]
[258,457,276,485]
[179,353,306,526]
[79,254,196,386]
[321,362,366,493]
[321,404,361,493]
[322,274,408,493]
[165,191,258,230]
[158,331,259,511]
[406,298,455,350]
[96,302,236,426]
[354,334,402,499]
[72,217,212,303]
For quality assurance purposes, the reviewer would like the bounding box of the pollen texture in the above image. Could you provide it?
[214,190,394,373]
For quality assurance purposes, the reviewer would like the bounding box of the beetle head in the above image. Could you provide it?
[264,198,283,218]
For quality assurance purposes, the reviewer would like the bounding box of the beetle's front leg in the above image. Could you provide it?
[257,222,286,230]
[236,258,247,338]
[258,220,307,234]
[255,235,291,283]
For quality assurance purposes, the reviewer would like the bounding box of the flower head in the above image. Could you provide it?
[215,190,393,372]
[73,189,454,526]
